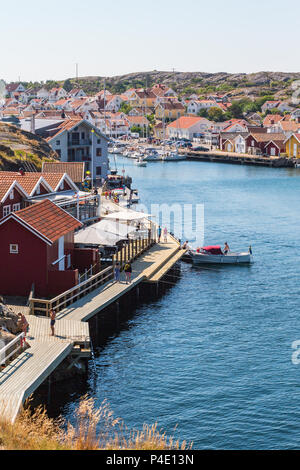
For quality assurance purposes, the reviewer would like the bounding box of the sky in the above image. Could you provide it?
[1,0,299,82]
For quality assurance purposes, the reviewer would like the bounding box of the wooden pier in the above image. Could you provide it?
[181,149,294,167]
[0,232,185,422]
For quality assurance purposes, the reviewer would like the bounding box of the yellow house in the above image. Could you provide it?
[285,134,300,158]
[129,89,156,109]
[155,102,185,121]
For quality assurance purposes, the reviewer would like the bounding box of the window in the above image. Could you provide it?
[96,166,102,175]
[56,140,60,146]
[97,139,101,144]
[35,185,40,195]
[9,190,14,200]
[81,132,85,139]
[10,244,18,254]
[12,203,21,212]
[3,205,11,217]
[66,253,71,268]
[96,148,102,157]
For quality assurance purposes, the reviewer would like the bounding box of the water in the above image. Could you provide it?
[49,158,300,449]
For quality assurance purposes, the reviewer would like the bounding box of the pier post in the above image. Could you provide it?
[47,375,51,405]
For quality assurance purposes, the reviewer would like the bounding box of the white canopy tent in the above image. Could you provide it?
[75,219,141,246]
[103,210,152,221]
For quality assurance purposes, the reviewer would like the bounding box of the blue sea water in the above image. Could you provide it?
[54,158,300,449]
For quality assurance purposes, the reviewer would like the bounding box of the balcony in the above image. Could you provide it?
[68,139,92,146]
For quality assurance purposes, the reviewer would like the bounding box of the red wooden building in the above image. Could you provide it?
[0,199,99,297]
[0,171,79,220]
[245,132,285,156]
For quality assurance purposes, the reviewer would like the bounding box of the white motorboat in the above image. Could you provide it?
[143,148,162,161]
[189,245,253,265]
[134,157,147,167]
[161,151,186,161]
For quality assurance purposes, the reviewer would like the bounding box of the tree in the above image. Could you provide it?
[227,101,244,119]
[197,109,208,118]
[207,107,224,122]
[119,102,132,114]
[63,79,73,92]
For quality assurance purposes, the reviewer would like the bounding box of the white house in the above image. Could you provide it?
[6,83,26,97]
[68,88,86,99]
[261,101,280,113]
[167,116,211,139]
[37,88,50,100]
[49,88,68,103]
[46,119,110,183]
[291,109,300,121]
[187,100,223,115]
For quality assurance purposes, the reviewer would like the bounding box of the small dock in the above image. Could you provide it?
[0,313,89,422]
[182,150,294,167]
[57,235,184,322]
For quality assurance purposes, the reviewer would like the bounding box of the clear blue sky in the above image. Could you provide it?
[1,0,299,82]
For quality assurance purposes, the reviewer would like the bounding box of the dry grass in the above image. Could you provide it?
[0,395,192,450]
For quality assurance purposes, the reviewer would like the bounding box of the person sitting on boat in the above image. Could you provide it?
[224,242,230,255]
[182,240,189,250]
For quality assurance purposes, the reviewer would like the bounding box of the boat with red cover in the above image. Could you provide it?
[189,245,253,265]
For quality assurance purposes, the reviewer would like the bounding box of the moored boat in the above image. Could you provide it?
[134,157,147,167]
[189,245,253,265]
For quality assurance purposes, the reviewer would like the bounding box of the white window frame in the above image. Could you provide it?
[10,244,19,254]
[12,203,21,212]
[9,190,14,200]
[3,205,11,217]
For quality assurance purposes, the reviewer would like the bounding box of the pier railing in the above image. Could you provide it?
[112,230,155,270]
[29,233,155,316]
[0,332,25,369]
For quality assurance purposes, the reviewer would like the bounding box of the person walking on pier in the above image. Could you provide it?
[124,262,132,284]
[17,313,29,348]
[114,261,121,282]
[50,309,56,337]
[157,225,162,243]
[163,227,168,243]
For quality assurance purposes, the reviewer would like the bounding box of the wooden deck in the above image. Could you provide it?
[0,230,184,422]
[57,235,184,322]
[0,315,89,422]
[0,341,73,422]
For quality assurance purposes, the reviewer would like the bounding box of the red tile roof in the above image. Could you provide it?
[263,114,283,126]
[167,116,206,129]
[0,172,70,198]
[15,199,82,243]
[42,162,85,183]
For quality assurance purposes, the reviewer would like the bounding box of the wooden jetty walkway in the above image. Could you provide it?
[57,234,184,322]
[182,149,294,167]
[0,233,185,422]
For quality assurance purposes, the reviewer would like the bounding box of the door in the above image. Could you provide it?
[294,143,297,157]
[58,236,65,271]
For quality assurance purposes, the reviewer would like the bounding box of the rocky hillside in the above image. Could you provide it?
[0,123,58,172]
[49,70,300,100]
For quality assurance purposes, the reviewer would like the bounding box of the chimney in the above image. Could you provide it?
[30,114,35,133]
